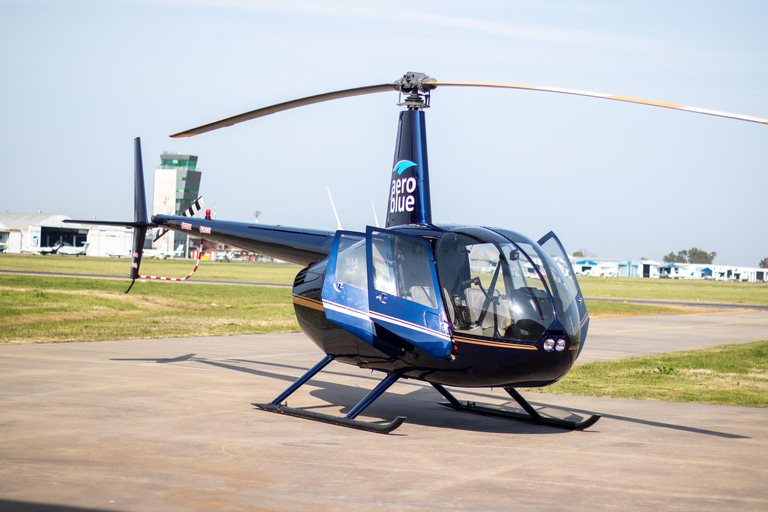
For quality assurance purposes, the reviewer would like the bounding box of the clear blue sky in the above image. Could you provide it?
[1,0,766,266]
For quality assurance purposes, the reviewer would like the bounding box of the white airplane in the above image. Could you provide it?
[58,242,90,256]
[215,250,235,262]
[27,241,62,255]
[143,244,185,259]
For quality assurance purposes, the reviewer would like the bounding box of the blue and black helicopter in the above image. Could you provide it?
[68,72,767,433]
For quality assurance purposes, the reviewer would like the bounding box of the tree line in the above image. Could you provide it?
[577,246,768,268]
[663,248,716,264]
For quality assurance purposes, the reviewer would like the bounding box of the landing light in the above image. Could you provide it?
[556,339,566,352]
[543,338,555,352]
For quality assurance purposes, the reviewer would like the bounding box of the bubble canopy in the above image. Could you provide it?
[436,227,581,345]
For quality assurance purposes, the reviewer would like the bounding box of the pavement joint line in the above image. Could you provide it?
[677,308,762,316]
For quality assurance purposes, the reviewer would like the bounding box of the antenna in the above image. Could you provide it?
[371,201,380,228]
[326,187,343,231]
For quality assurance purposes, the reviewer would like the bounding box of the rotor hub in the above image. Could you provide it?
[394,72,436,110]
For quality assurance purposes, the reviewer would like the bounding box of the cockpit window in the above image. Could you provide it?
[437,231,551,341]
[437,228,580,343]
[494,230,581,340]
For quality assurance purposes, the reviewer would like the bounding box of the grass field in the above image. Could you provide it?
[578,275,768,305]
[0,253,299,283]
[0,273,298,344]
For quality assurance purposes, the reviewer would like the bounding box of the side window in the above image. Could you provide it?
[371,235,395,295]
[335,236,367,290]
[371,232,437,309]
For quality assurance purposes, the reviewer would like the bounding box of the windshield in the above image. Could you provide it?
[493,228,581,340]
[436,228,580,343]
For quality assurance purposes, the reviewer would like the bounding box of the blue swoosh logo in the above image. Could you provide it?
[393,160,417,175]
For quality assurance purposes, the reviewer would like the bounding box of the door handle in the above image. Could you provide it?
[376,293,387,304]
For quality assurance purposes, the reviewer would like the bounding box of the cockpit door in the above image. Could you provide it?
[537,231,589,355]
[366,227,452,360]
[322,231,373,345]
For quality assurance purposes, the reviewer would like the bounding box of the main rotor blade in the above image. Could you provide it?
[431,81,768,125]
[171,83,396,138]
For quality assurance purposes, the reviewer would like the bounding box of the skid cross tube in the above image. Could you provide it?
[253,357,406,434]
[269,354,335,405]
[344,370,402,420]
[432,383,601,431]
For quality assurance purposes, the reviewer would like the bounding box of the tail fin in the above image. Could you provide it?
[127,137,149,288]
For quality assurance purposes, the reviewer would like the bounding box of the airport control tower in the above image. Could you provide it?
[152,152,202,253]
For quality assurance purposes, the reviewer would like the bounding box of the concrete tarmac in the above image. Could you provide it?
[1,310,768,511]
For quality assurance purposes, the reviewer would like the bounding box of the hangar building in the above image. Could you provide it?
[0,213,88,253]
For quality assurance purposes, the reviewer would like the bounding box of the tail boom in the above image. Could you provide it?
[152,215,335,267]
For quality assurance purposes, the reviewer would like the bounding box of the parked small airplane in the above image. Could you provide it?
[215,250,235,262]
[57,242,90,256]
[142,244,184,260]
[27,241,61,255]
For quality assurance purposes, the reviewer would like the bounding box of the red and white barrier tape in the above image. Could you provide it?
[139,258,200,281]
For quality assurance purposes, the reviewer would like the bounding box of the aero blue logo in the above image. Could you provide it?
[393,160,417,175]
[390,160,418,215]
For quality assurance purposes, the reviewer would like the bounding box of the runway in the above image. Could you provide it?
[1,309,768,511]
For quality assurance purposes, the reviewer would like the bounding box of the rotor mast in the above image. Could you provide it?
[386,72,437,228]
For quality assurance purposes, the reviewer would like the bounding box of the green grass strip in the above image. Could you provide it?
[578,276,768,305]
[0,274,299,344]
[526,340,768,407]
[0,253,298,283]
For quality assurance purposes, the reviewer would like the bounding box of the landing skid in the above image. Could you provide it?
[432,383,601,431]
[254,403,406,434]
[253,355,407,434]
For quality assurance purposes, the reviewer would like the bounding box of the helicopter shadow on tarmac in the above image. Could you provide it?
[111,353,746,439]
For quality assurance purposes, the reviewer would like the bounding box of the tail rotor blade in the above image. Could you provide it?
[134,138,148,224]
[129,137,148,284]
